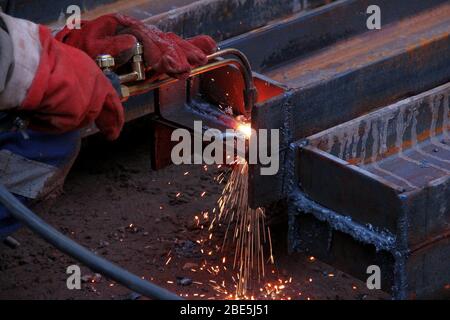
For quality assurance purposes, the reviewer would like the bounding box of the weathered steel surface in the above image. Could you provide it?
[288,204,396,293]
[249,94,292,207]
[289,196,450,299]
[289,83,450,299]
[248,1,450,207]
[406,233,450,299]
[149,118,180,170]
[223,0,449,73]
[264,2,450,139]
[300,83,450,245]
[298,145,403,234]
[307,84,450,190]
[141,0,333,41]
[401,179,450,249]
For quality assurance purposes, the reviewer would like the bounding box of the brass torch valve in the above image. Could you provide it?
[96,42,146,99]
[118,42,146,83]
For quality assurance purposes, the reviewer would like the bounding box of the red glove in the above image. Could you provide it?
[0,13,124,140]
[55,14,217,79]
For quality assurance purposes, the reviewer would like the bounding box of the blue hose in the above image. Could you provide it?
[0,183,182,300]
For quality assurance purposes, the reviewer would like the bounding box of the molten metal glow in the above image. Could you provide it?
[236,122,252,139]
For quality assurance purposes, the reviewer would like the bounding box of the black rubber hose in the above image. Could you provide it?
[0,183,181,300]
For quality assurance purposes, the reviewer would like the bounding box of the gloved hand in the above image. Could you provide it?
[0,13,124,140]
[55,14,217,79]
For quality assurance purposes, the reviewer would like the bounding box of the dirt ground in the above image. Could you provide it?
[0,119,388,300]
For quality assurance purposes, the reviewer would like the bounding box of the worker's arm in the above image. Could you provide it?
[0,12,216,139]
[0,14,37,112]
[0,21,13,99]
[0,12,124,140]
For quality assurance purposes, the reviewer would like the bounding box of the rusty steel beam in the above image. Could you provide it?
[223,0,449,73]
[140,0,335,41]
[149,117,181,170]
[288,194,450,299]
[259,1,450,140]
[298,146,403,234]
[300,82,450,245]
[247,0,450,207]
[289,82,450,299]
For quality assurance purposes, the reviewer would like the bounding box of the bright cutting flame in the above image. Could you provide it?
[236,122,252,139]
